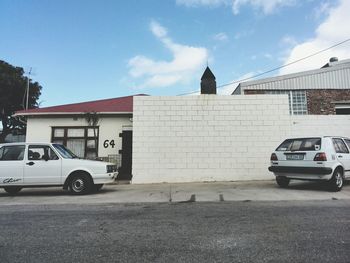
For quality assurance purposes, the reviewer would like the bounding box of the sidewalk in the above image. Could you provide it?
[0,180,349,206]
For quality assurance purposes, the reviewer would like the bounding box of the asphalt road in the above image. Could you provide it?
[0,200,349,263]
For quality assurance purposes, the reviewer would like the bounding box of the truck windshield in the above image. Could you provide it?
[53,144,78,159]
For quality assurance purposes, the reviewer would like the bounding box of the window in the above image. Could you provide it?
[276,138,321,151]
[265,90,307,115]
[332,138,349,153]
[0,145,25,161]
[344,139,350,150]
[28,145,59,161]
[51,127,99,159]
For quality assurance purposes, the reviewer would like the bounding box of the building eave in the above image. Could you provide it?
[13,112,133,117]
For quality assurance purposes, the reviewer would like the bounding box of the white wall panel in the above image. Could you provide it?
[26,116,132,157]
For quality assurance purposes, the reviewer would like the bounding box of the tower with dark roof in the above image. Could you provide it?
[200,66,216,94]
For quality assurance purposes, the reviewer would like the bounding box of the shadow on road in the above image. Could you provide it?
[0,187,115,197]
[285,180,350,192]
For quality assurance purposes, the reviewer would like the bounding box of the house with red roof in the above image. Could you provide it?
[14,94,147,180]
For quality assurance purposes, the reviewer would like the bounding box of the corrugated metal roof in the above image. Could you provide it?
[234,59,350,94]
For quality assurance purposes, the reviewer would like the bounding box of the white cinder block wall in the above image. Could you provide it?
[132,95,350,184]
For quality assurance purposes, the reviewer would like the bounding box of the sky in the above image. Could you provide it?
[1,0,350,107]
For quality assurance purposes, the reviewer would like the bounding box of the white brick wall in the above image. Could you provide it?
[132,95,350,184]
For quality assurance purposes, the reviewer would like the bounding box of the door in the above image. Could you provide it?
[118,130,132,180]
[24,145,62,185]
[342,139,350,178]
[0,145,25,185]
[332,138,350,177]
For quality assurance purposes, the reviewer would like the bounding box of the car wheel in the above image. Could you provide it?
[69,174,92,195]
[276,176,290,188]
[329,169,344,192]
[93,184,103,192]
[4,186,22,195]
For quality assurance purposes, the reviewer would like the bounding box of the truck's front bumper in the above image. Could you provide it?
[93,172,117,184]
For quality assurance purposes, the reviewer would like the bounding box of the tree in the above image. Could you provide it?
[84,112,100,158]
[0,60,42,142]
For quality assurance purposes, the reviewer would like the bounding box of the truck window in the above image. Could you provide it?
[0,145,25,161]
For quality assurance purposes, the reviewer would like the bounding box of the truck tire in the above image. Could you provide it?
[329,168,344,192]
[276,176,290,188]
[69,174,92,195]
[4,186,22,195]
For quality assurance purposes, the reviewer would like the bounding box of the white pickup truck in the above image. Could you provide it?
[0,143,117,195]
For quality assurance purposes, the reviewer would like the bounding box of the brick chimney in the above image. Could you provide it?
[201,66,216,94]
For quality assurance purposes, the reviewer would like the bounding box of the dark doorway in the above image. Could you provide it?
[117,130,132,180]
[336,108,350,115]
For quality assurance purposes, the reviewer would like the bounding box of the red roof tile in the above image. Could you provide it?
[15,94,147,116]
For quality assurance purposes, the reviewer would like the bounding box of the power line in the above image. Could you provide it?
[178,37,350,96]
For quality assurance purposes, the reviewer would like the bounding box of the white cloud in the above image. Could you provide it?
[127,21,208,89]
[176,0,297,15]
[213,32,229,41]
[176,0,229,7]
[280,0,350,75]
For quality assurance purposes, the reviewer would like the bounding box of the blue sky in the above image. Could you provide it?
[1,0,349,106]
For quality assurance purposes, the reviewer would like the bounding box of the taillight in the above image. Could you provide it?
[270,153,278,161]
[314,152,327,161]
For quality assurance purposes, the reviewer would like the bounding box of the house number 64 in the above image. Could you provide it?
[103,140,115,148]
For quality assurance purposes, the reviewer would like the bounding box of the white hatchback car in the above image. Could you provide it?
[268,136,350,191]
[0,143,117,195]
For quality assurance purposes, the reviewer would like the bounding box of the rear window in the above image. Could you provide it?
[276,138,321,151]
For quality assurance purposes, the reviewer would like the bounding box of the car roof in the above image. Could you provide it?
[0,142,54,146]
[283,136,350,140]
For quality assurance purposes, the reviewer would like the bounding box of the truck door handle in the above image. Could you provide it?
[26,162,35,166]
[338,155,343,158]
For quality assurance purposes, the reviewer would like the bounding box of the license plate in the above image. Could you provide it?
[286,154,304,160]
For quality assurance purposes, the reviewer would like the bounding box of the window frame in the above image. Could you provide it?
[51,126,99,159]
[28,145,60,161]
[0,145,26,161]
[332,138,349,154]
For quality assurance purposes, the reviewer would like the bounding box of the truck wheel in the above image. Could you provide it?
[276,176,290,188]
[4,186,22,195]
[69,174,92,195]
[329,169,344,192]
[93,184,103,192]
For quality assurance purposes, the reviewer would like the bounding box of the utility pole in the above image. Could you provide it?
[26,67,32,110]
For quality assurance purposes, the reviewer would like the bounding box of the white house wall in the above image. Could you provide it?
[132,95,350,184]
[26,116,132,157]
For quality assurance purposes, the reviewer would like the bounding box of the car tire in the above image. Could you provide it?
[69,174,92,195]
[276,176,290,188]
[4,186,22,195]
[93,184,103,192]
[329,169,344,192]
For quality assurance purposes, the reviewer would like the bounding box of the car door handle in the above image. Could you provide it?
[338,155,343,158]
[26,162,35,166]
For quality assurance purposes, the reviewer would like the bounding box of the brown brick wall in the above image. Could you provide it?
[244,90,266,95]
[307,89,350,115]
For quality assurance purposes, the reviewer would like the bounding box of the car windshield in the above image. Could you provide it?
[53,144,78,159]
[276,138,322,151]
